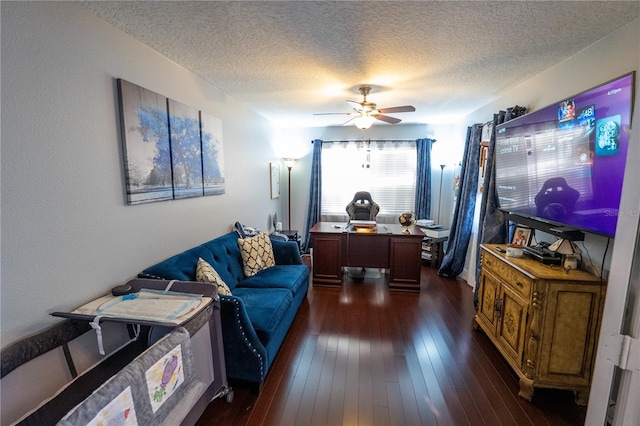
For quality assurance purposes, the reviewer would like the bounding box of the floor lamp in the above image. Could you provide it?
[436,164,446,224]
[283,158,296,230]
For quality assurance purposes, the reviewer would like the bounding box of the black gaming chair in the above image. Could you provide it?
[346,191,380,221]
[345,191,380,278]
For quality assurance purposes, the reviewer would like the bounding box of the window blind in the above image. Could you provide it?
[321,141,416,219]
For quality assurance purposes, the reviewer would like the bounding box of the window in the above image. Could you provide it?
[321,140,416,223]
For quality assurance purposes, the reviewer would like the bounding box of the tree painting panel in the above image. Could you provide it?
[118,79,173,204]
[200,111,226,195]
[168,100,204,199]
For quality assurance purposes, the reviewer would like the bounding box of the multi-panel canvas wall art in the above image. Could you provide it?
[200,111,225,196]
[118,80,172,204]
[167,99,203,200]
[117,79,225,205]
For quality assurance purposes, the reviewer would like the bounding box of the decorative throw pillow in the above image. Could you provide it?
[237,231,276,277]
[195,258,232,295]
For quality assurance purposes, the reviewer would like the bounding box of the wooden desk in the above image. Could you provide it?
[309,222,424,291]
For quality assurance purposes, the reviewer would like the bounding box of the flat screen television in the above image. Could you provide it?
[495,72,635,238]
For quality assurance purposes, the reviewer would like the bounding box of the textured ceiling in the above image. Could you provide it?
[83,1,640,127]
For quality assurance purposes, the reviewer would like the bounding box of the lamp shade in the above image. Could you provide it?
[354,114,375,130]
[548,238,582,255]
[282,158,296,169]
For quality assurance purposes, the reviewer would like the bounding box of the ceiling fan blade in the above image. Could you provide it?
[377,105,415,114]
[374,114,402,124]
[313,112,351,116]
[342,116,357,126]
[346,100,365,111]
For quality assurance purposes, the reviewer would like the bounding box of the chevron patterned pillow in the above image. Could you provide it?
[237,231,276,277]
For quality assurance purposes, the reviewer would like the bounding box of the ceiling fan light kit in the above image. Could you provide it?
[354,114,376,130]
[315,86,415,129]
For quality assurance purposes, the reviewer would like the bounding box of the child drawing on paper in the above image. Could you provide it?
[153,355,179,403]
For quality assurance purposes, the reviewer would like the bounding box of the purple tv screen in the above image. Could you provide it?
[495,72,635,237]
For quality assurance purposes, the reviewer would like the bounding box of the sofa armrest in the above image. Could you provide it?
[218,295,268,383]
[270,239,302,265]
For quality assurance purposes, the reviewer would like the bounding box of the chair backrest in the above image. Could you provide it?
[346,191,380,221]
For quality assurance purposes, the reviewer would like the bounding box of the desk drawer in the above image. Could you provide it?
[482,252,532,299]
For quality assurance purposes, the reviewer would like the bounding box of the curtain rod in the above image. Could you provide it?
[312,138,434,144]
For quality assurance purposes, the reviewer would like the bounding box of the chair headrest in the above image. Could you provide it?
[352,191,373,203]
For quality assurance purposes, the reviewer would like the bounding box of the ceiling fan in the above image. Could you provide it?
[315,86,415,129]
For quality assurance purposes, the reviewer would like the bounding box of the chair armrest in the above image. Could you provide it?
[270,239,302,265]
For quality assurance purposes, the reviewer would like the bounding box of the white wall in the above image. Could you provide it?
[459,18,640,281]
[0,2,283,347]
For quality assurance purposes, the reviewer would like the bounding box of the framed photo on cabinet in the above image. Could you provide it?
[512,226,532,246]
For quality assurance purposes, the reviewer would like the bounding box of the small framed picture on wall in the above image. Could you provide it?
[270,162,280,199]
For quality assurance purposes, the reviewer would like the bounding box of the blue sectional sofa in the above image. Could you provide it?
[138,231,309,391]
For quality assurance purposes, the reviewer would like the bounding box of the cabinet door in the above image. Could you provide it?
[496,285,528,368]
[477,271,500,332]
[537,283,602,387]
[388,237,422,290]
[311,234,342,285]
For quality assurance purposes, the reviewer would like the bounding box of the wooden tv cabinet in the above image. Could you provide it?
[473,244,606,405]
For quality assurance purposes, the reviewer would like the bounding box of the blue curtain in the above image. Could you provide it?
[475,112,507,260]
[301,139,322,253]
[414,138,435,219]
[438,124,483,278]
[474,107,526,305]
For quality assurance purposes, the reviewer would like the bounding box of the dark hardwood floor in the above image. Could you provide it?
[196,265,586,425]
